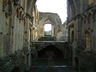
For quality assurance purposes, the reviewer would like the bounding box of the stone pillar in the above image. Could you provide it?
[52,25,54,37]
[24,0,27,13]
[28,41,31,70]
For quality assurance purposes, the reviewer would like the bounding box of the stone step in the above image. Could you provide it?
[32,59,72,66]
[30,65,73,72]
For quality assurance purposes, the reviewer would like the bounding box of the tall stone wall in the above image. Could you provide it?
[0,0,8,57]
[67,0,96,72]
[12,16,24,52]
[0,0,35,57]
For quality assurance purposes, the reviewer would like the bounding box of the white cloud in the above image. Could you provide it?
[36,0,67,23]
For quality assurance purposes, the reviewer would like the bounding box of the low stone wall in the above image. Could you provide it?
[38,37,56,41]
[79,51,96,72]
[73,51,96,72]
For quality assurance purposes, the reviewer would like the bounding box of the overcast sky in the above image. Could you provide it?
[44,24,52,31]
[36,0,67,24]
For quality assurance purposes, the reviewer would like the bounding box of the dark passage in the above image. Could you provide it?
[31,45,72,72]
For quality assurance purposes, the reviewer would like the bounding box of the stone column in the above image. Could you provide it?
[28,41,31,70]
[51,25,54,37]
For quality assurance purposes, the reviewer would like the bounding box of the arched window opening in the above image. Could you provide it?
[44,24,52,37]
[71,30,74,42]
[88,0,95,5]
[85,31,91,50]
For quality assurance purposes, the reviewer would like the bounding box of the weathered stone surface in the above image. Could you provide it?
[0,0,36,71]
[67,0,96,72]
[0,0,7,57]
[0,51,26,72]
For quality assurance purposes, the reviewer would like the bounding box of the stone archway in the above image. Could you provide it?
[38,12,62,39]
[38,45,63,58]
[41,19,55,37]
